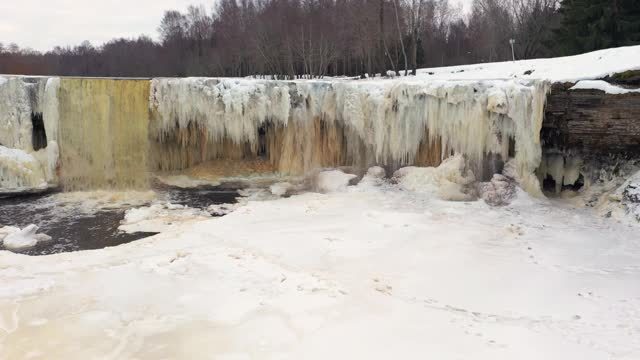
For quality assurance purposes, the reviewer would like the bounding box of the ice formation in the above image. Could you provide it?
[150,78,549,195]
[358,166,387,188]
[0,76,59,191]
[1,75,549,194]
[270,181,293,196]
[1,224,51,250]
[313,170,358,193]
[393,154,476,201]
[0,145,48,190]
[478,161,518,206]
[0,77,39,151]
[119,202,211,233]
[537,153,584,193]
[0,226,20,241]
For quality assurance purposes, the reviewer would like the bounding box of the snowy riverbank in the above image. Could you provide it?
[1,167,639,359]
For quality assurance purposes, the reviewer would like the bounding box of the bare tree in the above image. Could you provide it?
[392,0,409,75]
[0,0,562,78]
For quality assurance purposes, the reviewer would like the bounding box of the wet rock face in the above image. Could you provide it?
[619,172,640,221]
[603,70,640,87]
[31,112,47,151]
[622,179,640,204]
[542,82,640,156]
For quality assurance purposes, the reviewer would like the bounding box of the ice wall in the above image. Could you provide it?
[0,77,47,151]
[1,76,548,195]
[0,76,59,191]
[150,78,548,194]
[57,78,150,191]
[0,145,47,191]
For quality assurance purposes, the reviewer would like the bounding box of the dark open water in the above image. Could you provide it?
[0,185,238,256]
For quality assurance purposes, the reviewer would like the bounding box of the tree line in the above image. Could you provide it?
[1,0,638,78]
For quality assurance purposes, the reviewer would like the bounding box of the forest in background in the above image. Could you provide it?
[0,0,639,78]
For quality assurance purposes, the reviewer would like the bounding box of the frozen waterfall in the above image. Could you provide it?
[0,75,549,195]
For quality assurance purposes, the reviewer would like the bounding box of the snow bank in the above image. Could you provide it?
[569,80,640,94]
[1,224,51,250]
[2,169,640,359]
[416,45,640,82]
[393,155,475,200]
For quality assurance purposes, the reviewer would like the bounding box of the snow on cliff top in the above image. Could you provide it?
[414,45,640,82]
[3,46,639,84]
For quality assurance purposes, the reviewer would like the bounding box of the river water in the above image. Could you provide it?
[0,185,239,256]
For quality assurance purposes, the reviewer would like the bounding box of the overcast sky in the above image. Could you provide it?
[1,0,472,52]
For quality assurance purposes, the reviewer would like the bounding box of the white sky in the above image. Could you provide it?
[1,0,473,52]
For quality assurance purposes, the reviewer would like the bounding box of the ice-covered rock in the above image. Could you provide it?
[270,182,293,196]
[0,226,20,241]
[479,174,517,206]
[208,203,240,216]
[313,170,357,193]
[393,155,475,201]
[616,171,640,221]
[479,160,518,206]
[357,166,387,188]
[2,225,52,251]
[119,202,211,233]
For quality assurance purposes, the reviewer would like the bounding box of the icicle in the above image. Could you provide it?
[0,77,35,151]
[43,78,60,143]
[0,76,60,191]
[150,77,549,196]
[1,76,550,195]
[0,145,47,190]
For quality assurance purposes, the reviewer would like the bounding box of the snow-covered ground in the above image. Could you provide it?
[570,80,640,94]
[1,46,640,359]
[1,167,640,359]
[414,45,640,82]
